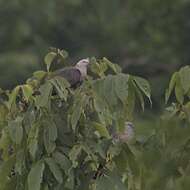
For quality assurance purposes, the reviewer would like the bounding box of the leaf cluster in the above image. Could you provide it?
[0,50,150,190]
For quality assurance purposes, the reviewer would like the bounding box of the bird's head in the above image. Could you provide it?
[75,58,90,78]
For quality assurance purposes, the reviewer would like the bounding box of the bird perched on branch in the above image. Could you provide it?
[113,122,135,143]
[53,58,90,87]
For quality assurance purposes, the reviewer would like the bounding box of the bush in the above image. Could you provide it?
[1,49,190,190]
[0,49,150,190]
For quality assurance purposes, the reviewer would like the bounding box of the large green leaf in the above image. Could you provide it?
[114,73,129,104]
[8,116,23,145]
[35,82,53,108]
[28,161,45,190]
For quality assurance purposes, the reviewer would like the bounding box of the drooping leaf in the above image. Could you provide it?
[21,84,33,102]
[133,76,152,105]
[126,79,136,120]
[53,151,72,174]
[15,149,25,175]
[8,86,20,110]
[95,170,126,190]
[0,155,15,189]
[92,122,110,138]
[103,76,118,106]
[71,95,87,131]
[43,119,57,154]
[44,52,57,72]
[51,76,70,101]
[114,73,129,104]
[103,57,122,74]
[8,116,23,145]
[132,80,145,111]
[179,66,190,94]
[175,77,184,104]
[27,161,45,190]
[33,70,47,80]
[27,122,40,159]
[45,158,63,184]
[165,72,178,103]
[0,129,11,160]
[35,81,53,108]
[69,144,82,167]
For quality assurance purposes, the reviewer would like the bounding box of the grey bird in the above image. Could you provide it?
[113,122,135,143]
[53,58,90,87]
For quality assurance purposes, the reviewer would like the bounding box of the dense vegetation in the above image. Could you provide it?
[0,50,190,190]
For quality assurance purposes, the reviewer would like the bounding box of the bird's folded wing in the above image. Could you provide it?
[54,67,81,86]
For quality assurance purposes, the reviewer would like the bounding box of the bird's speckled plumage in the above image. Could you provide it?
[113,122,135,143]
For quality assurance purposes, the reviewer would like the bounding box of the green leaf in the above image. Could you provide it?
[175,78,184,104]
[51,76,70,101]
[27,122,39,159]
[35,81,53,108]
[165,72,178,103]
[179,66,190,94]
[8,86,20,109]
[33,70,47,80]
[133,80,145,111]
[114,74,129,104]
[103,57,122,73]
[44,52,57,72]
[21,84,33,102]
[103,76,118,106]
[133,76,152,105]
[0,129,11,160]
[126,80,136,120]
[0,155,15,189]
[15,150,25,175]
[43,120,57,154]
[92,122,110,138]
[45,158,63,184]
[27,161,45,190]
[53,151,72,174]
[96,170,126,190]
[71,95,87,131]
[69,144,82,167]
[8,116,23,145]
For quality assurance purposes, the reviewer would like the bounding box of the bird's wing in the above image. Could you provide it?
[54,67,81,86]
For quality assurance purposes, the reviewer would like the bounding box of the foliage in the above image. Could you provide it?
[165,65,190,122]
[0,50,151,190]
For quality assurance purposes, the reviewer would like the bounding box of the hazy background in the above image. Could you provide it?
[0,0,189,110]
